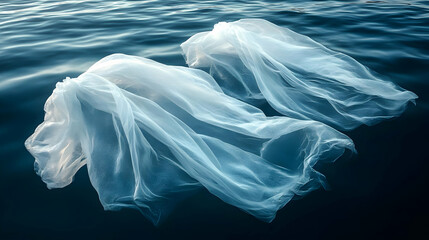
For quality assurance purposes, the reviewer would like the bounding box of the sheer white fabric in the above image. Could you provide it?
[181,19,417,130]
[25,54,354,225]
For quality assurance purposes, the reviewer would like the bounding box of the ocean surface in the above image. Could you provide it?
[1,0,428,239]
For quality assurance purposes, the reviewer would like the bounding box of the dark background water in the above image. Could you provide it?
[1,0,428,239]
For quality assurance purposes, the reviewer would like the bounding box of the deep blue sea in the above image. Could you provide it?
[1,0,428,239]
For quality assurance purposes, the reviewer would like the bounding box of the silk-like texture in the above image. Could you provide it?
[26,19,416,225]
[181,19,417,130]
[25,54,354,225]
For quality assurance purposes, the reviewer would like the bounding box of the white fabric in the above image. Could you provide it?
[181,19,417,130]
[25,54,354,225]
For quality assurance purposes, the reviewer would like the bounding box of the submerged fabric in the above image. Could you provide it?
[25,54,354,225]
[181,19,417,130]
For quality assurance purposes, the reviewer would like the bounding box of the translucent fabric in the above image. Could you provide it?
[25,54,354,225]
[181,19,417,130]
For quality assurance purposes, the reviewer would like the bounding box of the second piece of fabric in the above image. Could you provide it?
[181,19,417,130]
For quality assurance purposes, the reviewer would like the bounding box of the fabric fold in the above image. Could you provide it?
[26,54,354,225]
[181,19,417,130]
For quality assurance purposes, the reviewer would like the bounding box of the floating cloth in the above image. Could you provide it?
[25,54,354,225]
[182,19,417,130]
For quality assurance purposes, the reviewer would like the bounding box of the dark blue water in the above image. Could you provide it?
[1,0,428,239]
